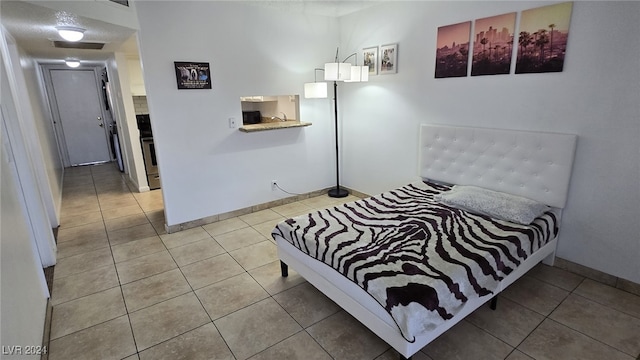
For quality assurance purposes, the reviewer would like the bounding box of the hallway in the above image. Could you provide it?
[47,163,640,360]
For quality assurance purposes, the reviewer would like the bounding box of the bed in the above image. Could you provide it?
[272,124,577,359]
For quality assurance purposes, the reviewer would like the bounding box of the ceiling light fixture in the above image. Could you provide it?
[65,59,81,68]
[56,26,85,42]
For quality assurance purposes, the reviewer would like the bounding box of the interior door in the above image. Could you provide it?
[49,68,111,166]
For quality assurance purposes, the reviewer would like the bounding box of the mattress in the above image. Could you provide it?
[272,180,559,341]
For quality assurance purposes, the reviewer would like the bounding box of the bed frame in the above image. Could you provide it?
[277,124,577,359]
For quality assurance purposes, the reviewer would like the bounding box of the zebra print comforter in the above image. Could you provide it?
[272,180,559,341]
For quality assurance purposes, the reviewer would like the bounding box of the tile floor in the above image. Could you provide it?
[48,163,640,360]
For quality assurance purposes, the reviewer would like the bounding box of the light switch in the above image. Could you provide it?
[228,117,237,128]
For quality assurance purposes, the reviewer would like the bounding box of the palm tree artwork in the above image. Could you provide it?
[471,12,516,76]
[515,2,573,74]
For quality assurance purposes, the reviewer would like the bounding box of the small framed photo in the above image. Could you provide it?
[174,61,211,90]
[379,43,398,74]
[362,46,378,75]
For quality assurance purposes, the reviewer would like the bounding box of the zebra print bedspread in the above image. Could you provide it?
[272,180,559,341]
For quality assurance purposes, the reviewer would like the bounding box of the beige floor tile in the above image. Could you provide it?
[518,319,633,360]
[139,323,233,360]
[122,354,139,360]
[229,240,278,270]
[99,195,139,211]
[501,275,569,315]
[56,221,107,243]
[239,209,282,226]
[528,263,585,291]
[270,201,314,218]
[102,204,144,220]
[168,238,226,267]
[160,227,212,249]
[111,236,166,263]
[145,209,165,223]
[56,236,109,259]
[202,217,248,236]
[376,349,432,360]
[214,298,302,360]
[422,320,512,360]
[105,212,150,232]
[181,253,245,289]
[122,268,191,312]
[273,282,341,328]
[248,260,306,295]
[574,278,640,318]
[59,210,103,229]
[54,247,114,280]
[108,223,158,246]
[51,264,120,306]
[549,294,640,356]
[51,287,126,340]
[60,201,101,217]
[214,227,266,252]
[466,296,545,347]
[48,315,136,360]
[307,310,390,360]
[129,292,210,351]
[504,350,534,360]
[249,331,331,360]
[299,195,339,210]
[252,217,286,240]
[115,250,177,284]
[151,219,167,235]
[196,273,269,320]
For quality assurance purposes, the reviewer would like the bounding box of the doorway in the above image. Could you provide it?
[42,65,112,167]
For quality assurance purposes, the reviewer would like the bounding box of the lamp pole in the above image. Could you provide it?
[328,79,348,198]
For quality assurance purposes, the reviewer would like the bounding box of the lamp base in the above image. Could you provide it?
[328,187,349,198]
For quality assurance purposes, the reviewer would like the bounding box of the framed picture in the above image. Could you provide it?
[435,21,471,78]
[362,46,378,75]
[471,12,516,76]
[379,44,398,74]
[515,2,573,74]
[174,61,211,90]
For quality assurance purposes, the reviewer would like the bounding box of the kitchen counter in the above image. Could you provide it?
[239,120,312,133]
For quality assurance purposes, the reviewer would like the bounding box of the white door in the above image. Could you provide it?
[48,68,111,166]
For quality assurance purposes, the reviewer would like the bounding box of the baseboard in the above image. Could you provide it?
[165,187,333,233]
[40,299,52,360]
[554,257,640,297]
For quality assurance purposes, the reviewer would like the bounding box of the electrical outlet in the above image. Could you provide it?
[228,117,237,128]
[271,180,277,191]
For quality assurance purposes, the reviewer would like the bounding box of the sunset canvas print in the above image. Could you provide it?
[516,2,573,74]
[435,21,471,78]
[471,12,516,76]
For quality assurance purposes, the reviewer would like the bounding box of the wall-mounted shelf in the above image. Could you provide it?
[239,121,312,132]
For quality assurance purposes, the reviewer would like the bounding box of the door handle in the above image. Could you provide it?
[98,123,104,127]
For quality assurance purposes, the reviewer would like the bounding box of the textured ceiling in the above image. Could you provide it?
[1,0,138,61]
[1,0,377,63]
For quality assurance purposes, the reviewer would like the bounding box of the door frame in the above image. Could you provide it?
[41,64,112,167]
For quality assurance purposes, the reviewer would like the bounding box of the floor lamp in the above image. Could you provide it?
[305,49,368,198]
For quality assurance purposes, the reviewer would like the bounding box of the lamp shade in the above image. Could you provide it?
[304,82,328,99]
[324,62,351,81]
[345,66,370,83]
[56,26,85,42]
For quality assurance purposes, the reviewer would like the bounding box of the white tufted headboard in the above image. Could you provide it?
[419,124,577,208]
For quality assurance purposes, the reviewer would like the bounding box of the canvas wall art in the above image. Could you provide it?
[516,2,573,74]
[471,12,516,76]
[435,21,471,78]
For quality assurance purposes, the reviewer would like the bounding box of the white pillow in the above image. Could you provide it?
[434,185,550,225]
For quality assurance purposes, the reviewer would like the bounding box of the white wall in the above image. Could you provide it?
[337,1,640,283]
[106,52,148,191]
[1,44,48,360]
[135,1,339,226]
[19,49,64,225]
